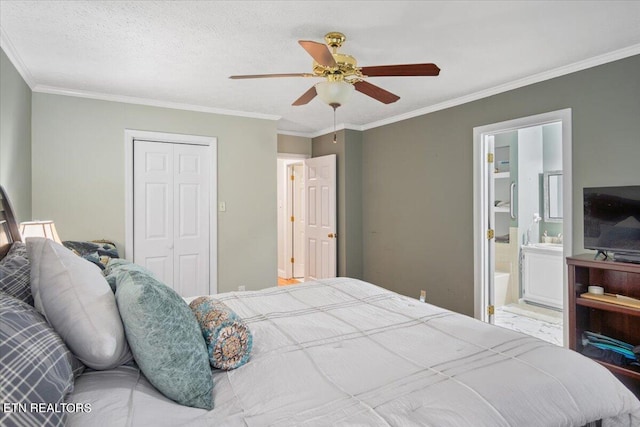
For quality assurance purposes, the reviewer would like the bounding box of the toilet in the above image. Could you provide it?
[494,271,510,307]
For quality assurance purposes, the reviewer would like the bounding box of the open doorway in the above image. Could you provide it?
[277,154,308,282]
[277,154,338,284]
[473,109,573,347]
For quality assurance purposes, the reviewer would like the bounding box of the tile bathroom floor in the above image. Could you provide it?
[495,302,563,346]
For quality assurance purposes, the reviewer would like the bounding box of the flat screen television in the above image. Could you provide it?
[584,185,640,260]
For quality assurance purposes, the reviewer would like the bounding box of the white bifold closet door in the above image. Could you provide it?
[133,140,210,297]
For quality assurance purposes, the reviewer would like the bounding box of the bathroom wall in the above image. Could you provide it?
[518,126,544,246]
[542,123,562,171]
[540,122,563,239]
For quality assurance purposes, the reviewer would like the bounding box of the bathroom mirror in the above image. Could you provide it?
[544,170,563,222]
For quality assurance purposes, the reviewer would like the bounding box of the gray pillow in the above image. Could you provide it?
[0,242,32,305]
[27,237,132,370]
[115,270,213,410]
[0,291,84,427]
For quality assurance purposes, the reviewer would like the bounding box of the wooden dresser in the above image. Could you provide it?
[567,255,640,396]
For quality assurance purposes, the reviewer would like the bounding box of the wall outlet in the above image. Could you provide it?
[238,285,245,291]
[219,201,226,212]
[419,290,426,303]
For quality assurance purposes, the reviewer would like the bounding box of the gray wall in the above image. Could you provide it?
[278,134,312,155]
[312,129,363,279]
[362,54,640,316]
[344,129,363,279]
[0,48,31,222]
[4,45,639,315]
[31,93,278,293]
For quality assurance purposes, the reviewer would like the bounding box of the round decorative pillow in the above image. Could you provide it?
[190,296,253,370]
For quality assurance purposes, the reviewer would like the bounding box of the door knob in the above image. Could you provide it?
[328,233,337,239]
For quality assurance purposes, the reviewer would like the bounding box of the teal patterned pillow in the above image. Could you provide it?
[115,270,213,409]
[103,258,155,293]
[190,296,253,370]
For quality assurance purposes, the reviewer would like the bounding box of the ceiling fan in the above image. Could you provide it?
[230,32,440,108]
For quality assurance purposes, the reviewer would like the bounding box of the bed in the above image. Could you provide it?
[1,184,639,427]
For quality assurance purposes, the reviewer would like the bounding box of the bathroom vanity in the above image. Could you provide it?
[521,243,563,309]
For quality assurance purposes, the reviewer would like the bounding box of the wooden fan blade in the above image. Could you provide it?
[360,63,440,77]
[292,86,317,106]
[354,81,400,104]
[230,73,315,79]
[298,40,337,67]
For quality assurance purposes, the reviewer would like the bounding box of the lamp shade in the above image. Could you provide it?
[20,221,61,243]
[315,80,355,108]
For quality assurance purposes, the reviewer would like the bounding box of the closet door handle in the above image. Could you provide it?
[510,182,516,219]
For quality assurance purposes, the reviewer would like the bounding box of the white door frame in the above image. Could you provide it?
[277,153,309,279]
[124,129,218,294]
[288,162,306,278]
[473,109,572,344]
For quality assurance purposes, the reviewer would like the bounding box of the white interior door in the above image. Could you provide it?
[486,136,496,324]
[304,154,337,280]
[134,140,210,296]
[174,144,210,296]
[292,163,305,278]
[134,141,174,284]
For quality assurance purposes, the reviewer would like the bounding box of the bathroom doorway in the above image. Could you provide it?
[473,109,573,346]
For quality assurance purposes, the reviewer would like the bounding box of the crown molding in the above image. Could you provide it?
[278,123,364,138]
[0,26,35,89]
[279,43,640,137]
[32,85,281,121]
[4,24,638,136]
[359,43,640,132]
[276,130,315,138]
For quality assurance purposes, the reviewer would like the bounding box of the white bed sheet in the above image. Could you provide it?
[67,278,640,426]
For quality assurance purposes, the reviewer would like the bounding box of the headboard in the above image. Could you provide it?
[0,185,22,260]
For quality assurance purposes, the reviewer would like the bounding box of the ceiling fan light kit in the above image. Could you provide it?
[315,79,355,109]
[230,31,440,109]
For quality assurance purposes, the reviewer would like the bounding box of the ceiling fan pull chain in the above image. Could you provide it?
[333,106,337,144]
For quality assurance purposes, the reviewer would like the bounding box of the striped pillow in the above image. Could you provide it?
[0,242,32,305]
[0,292,83,427]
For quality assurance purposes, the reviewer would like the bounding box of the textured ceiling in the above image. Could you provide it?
[1,1,640,135]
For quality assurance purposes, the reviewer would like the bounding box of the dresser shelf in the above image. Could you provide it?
[596,360,640,381]
[576,296,640,317]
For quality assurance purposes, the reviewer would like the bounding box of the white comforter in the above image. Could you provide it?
[67,278,640,426]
